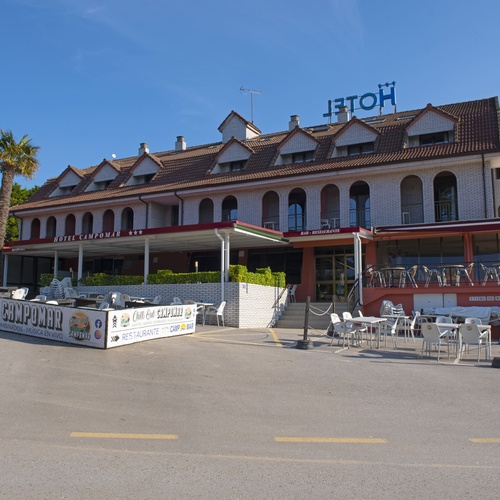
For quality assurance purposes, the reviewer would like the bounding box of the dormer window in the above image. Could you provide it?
[331,117,379,159]
[124,157,160,186]
[132,173,155,184]
[219,160,247,172]
[279,150,315,164]
[419,132,449,146]
[59,185,77,195]
[347,142,374,156]
[405,104,457,148]
[210,137,253,174]
[85,160,119,192]
[93,180,112,191]
[275,128,319,166]
[50,166,83,197]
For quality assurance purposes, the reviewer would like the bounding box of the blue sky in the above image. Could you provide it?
[3,0,500,188]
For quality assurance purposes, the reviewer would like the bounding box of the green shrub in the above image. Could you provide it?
[40,266,285,288]
[147,270,221,284]
[228,265,286,287]
[80,273,143,286]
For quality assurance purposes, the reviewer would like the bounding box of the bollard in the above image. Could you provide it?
[296,296,313,349]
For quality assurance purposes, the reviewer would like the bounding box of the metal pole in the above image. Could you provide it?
[296,296,313,349]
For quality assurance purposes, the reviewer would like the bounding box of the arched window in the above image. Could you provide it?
[121,207,134,230]
[400,175,423,224]
[199,198,214,223]
[222,196,238,221]
[65,214,76,236]
[30,218,40,239]
[349,181,370,229]
[46,216,57,238]
[320,184,340,228]
[82,212,93,234]
[434,171,458,222]
[262,191,280,230]
[288,188,306,231]
[103,209,115,232]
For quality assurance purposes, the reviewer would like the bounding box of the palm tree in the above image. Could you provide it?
[0,130,40,246]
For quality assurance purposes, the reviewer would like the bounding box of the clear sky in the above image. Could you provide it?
[3,0,500,188]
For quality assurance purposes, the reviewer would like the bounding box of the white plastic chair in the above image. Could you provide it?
[171,297,183,305]
[205,301,226,326]
[120,294,131,304]
[421,323,450,360]
[458,323,490,361]
[381,319,399,349]
[329,313,342,346]
[11,288,28,300]
[110,292,124,309]
[320,219,331,229]
[465,317,482,325]
[334,319,356,348]
[343,311,366,345]
[30,294,47,302]
[98,301,110,310]
[64,288,86,299]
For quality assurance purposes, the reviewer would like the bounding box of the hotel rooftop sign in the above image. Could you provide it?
[324,81,397,120]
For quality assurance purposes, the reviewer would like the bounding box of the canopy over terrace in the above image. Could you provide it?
[2,221,289,288]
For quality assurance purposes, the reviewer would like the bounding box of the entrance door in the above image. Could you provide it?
[315,247,358,302]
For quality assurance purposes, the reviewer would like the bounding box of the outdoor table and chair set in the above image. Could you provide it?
[365,262,500,288]
[328,307,492,362]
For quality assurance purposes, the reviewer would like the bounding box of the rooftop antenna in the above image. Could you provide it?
[240,86,265,123]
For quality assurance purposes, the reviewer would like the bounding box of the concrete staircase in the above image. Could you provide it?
[274,301,350,331]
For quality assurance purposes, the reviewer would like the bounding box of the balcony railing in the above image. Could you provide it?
[434,200,458,222]
[349,209,371,229]
[262,215,280,231]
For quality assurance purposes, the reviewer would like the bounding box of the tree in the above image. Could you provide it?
[0,130,40,246]
[5,183,40,241]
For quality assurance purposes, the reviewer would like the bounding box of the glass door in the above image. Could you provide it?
[315,247,359,302]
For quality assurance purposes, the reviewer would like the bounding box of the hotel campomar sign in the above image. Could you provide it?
[53,230,147,243]
[324,82,396,118]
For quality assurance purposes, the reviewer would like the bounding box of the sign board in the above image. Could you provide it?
[105,304,196,348]
[324,82,396,118]
[0,299,196,349]
[0,298,106,348]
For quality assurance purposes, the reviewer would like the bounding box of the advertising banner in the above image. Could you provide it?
[0,298,106,348]
[105,304,196,348]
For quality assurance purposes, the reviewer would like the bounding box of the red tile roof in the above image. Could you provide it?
[14,97,500,212]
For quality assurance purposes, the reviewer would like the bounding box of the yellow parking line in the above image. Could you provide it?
[469,438,500,443]
[269,328,283,347]
[275,437,387,443]
[71,432,177,440]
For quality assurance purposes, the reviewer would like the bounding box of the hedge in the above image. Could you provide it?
[41,266,286,288]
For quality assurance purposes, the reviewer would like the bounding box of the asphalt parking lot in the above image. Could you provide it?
[0,325,499,499]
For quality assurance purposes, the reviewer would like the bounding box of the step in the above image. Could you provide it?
[274,302,349,329]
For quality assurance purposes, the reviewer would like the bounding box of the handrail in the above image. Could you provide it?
[347,278,360,312]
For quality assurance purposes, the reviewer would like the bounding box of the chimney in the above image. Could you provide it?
[139,142,149,155]
[175,136,186,151]
[337,106,351,124]
[289,115,300,130]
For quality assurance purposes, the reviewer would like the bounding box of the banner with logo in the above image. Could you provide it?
[0,299,196,349]
[105,304,196,348]
[0,298,106,348]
